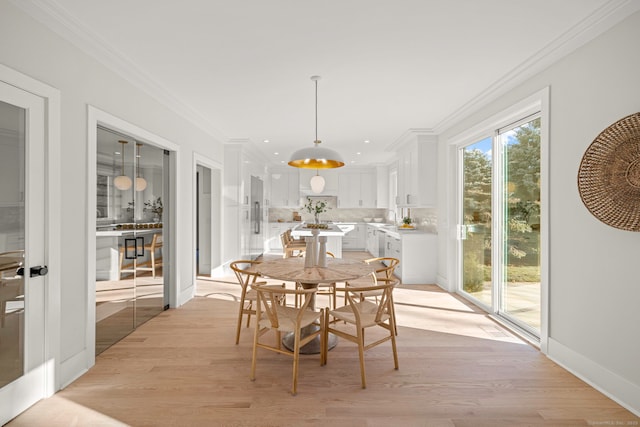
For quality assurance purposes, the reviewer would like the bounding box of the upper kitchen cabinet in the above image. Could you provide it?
[299,168,339,195]
[394,132,437,208]
[269,166,300,208]
[225,140,267,207]
[337,168,376,208]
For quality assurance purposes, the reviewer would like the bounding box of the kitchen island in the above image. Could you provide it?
[290,223,350,258]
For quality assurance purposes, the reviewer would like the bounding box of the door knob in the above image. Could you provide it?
[16,265,48,277]
[30,265,48,277]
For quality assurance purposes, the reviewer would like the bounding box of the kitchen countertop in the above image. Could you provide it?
[96,228,162,237]
[291,222,349,237]
[370,224,436,239]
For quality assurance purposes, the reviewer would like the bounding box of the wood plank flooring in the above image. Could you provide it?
[7,253,639,426]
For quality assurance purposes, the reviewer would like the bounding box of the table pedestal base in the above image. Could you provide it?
[282,324,337,354]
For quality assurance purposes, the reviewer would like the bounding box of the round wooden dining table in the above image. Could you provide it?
[255,257,376,354]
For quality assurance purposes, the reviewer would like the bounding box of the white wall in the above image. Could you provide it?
[439,11,640,414]
[0,2,224,387]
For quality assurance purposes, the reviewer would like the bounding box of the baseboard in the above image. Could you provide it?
[178,284,194,307]
[58,349,90,390]
[547,338,640,417]
[435,273,450,292]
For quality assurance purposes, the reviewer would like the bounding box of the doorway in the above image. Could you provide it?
[0,74,56,425]
[194,155,222,278]
[94,126,170,355]
[458,114,543,340]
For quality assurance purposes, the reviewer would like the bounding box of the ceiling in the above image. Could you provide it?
[21,0,625,166]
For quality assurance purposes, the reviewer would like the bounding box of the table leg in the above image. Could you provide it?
[282,281,338,354]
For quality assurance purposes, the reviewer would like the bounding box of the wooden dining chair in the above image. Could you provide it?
[280,230,306,258]
[230,260,269,345]
[250,284,326,395]
[323,277,399,389]
[345,257,400,334]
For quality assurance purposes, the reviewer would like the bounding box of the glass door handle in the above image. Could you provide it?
[136,236,145,257]
[124,238,137,259]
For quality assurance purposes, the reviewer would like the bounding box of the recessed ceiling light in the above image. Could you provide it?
[350,160,356,164]
[274,152,279,155]
[357,152,361,155]
[263,139,269,143]
[364,140,370,144]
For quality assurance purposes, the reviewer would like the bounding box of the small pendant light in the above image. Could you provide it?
[114,140,132,191]
[135,142,147,192]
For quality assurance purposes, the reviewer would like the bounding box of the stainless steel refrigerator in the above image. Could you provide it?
[249,175,264,259]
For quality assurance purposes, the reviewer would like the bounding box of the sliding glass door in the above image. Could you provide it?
[461,137,493,307]
[459,116,541,337]
[95,127,169,355]
[499,118,541,332]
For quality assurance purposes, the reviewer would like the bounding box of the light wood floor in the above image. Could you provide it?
[7,254,639,426]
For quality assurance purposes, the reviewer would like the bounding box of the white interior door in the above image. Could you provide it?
[0,81,47,424]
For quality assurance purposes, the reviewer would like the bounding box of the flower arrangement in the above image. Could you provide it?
[303,197,330,223]
[401,216,414,228]
[304,197,328,215]
[144,197,163,217]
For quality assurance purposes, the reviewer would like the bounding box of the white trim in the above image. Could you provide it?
[448,87,549,352]
[192,152,224,292]
[0,63,61,411]
[86,105,180,369]
[548,338,640,416]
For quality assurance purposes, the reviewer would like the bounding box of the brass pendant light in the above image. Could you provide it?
[288,76,345,170]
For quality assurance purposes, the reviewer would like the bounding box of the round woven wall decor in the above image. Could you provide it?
[578,112,640,231]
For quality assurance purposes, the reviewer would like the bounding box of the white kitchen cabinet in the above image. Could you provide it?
[366,225,381,257]
[396,134,437,208]
[337,169,376,208]
[384,233,401,261]
[342,223,366,251]
[381,230,437,284]
[269,168,300,207]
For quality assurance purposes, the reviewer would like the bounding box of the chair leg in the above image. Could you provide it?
[357,327,367,389]
[245,301,253,328]
[150,251,156,278]
[250,326,260,381]
[390,293,398,336]
[235,296,246,345]
[291,329,300,396]
[320,308,329,366]
[389,313,399,370]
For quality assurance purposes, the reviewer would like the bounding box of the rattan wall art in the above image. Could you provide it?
[577,112,640,231]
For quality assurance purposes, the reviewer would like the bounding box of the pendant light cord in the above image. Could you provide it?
[315,77,318,143]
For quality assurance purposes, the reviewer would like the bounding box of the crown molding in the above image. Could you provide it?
[10,0,228,143]
[433,0,640,135]
[11,0,639,151]
[385,128,436,152]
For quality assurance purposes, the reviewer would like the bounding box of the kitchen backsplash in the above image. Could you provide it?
[268,206,437,233]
